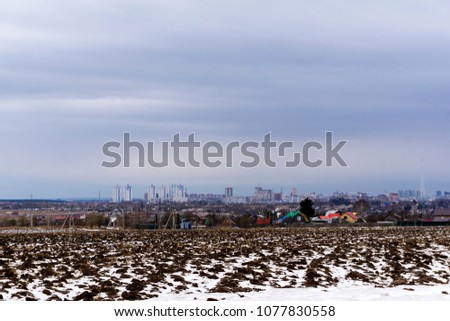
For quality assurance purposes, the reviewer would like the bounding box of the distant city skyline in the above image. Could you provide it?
[7,182,445,202]
[1,1,450,199]
[0,179,447,201]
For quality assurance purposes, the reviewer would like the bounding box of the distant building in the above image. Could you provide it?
[399,189,420,200]
[188,193,224,202]
[124,184,132,202]
[159,185,167,201]
[433,208,450,223]
[112,185,122,203]
[169,184,187,202]
[377,194,389,202]
[225,187,233,199]
[290,187,299,203]
[273,192,282,202]
[358,192,368,199]
[147,184,188,203]
[389,193,399,202]
[254,187,273,203]
[148,184,156,203]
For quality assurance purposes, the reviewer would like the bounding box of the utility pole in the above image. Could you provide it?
[30,193,33,228]
[122,208,125,230]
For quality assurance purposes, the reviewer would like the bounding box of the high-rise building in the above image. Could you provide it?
[148,184,156,203]
[112,185,122,203]
[273,192,282,202]
[399,190,420,200]
[290,187,299,203]
[225,187,233,199]
[169,184,187,202]
[159,185,167,201]
[148,184,188,203]
[254,186,273,202]
[124,184,132,202]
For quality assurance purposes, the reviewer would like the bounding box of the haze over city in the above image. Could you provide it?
[1,1,450,199]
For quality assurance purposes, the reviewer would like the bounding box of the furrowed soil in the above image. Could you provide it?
[0,227,449,300]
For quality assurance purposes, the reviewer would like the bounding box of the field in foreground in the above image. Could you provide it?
[1,227,449,301]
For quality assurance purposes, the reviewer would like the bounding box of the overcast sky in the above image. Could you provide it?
[1,0,450,199]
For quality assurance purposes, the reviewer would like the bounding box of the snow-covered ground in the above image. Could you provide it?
[155,284,450,301]
[1,227,449,301]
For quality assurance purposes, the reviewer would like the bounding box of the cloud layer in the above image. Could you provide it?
[1,1,449,198]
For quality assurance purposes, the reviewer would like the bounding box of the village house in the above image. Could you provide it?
[340,212,359,223]
[432,208,450,223]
